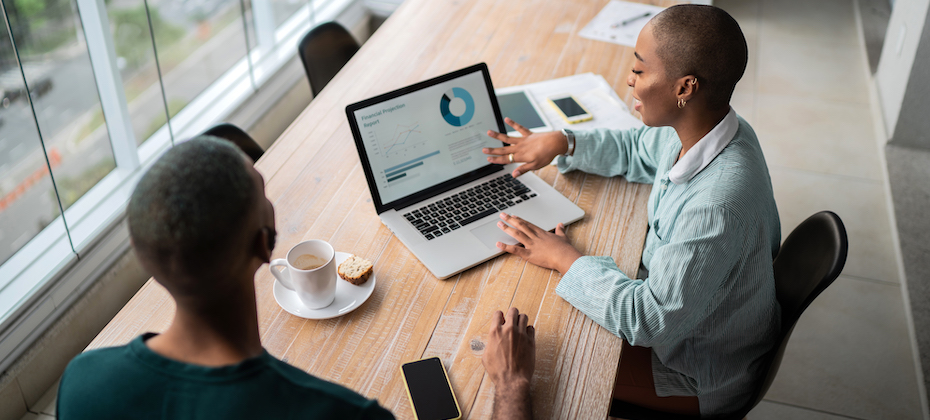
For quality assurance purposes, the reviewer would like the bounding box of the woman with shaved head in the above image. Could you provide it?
[483,5,779,417]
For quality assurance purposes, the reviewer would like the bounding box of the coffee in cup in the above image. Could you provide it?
[293,254,327,270]
[269,240,337,309]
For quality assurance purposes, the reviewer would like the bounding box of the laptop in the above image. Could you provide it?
[346,63,584,279]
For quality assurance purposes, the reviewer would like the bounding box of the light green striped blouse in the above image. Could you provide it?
[555,114,781,417]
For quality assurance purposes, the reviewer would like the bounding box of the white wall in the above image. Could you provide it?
[875,0,930,138]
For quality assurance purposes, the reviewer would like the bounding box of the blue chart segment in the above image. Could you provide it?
[439,87,475,126]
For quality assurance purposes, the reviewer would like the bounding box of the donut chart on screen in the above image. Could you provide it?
[439,87,475,126]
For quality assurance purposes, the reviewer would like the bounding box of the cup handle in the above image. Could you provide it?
[269,259,294,290]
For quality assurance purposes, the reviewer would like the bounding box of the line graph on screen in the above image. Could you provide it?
[381,122,425,157]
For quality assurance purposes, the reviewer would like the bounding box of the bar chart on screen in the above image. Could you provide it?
[383,150,439,183]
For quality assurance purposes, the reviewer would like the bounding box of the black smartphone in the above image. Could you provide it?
[400,357,461,420]
[496,91,547,133]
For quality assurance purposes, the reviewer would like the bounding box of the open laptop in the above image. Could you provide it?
[346,63,584,279]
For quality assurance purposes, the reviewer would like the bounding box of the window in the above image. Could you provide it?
[0,0,113,267]
[0,0,358,369]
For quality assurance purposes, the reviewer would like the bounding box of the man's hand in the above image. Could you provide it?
[484,118,567,178]
[483,308,536,420]
[496,214,583,274]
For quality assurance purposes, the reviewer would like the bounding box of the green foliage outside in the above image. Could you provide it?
[12,0,75,55]
[54,155,116,210]
[156,5,241,72]
[167,97,187,116]
[141,97,189,142]
[111,5,185,71]
[13,0,46,22]
[76,108,105,144]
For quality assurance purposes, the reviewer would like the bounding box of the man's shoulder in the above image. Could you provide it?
[60,336,155,392]
[58,339,395,420]
[58,339,156,419]
[68,344,381,410]
[71,341,133,361]
[261,355,374,404]
[251,354,396,419]
[64,342,137,378]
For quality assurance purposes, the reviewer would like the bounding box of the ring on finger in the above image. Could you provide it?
[508,153,514,163]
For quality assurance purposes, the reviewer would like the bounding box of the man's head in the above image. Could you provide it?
[648,4,748,110]
[128,136,275,299]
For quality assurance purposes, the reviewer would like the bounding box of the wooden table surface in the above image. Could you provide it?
[88,0,677,417]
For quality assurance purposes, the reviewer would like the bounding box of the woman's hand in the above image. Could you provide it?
[484,118,567,178]
[496,213,582,274]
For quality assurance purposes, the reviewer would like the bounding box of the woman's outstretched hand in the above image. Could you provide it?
[484,118,568,178]
[496,213,582,274]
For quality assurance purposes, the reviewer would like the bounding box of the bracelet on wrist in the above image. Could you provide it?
[561,128,575,156]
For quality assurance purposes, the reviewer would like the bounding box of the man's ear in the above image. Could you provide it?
[676,76,699,101]
[255,228,273,264]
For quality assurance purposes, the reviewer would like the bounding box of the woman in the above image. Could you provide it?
[483,5,780,418]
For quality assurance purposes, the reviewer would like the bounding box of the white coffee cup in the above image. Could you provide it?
[269,240,337,309]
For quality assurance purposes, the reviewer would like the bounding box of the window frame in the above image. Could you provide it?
[0,0,360,372]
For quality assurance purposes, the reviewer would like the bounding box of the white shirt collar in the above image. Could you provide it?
[668,108,738,185]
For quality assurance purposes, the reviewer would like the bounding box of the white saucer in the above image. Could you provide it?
[273,252,376,320]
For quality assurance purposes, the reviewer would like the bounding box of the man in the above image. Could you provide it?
[58,136,537,419]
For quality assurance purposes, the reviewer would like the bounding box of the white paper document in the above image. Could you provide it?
[578,0,666,47]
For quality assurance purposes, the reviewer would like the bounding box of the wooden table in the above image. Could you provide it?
[89,0,676,417]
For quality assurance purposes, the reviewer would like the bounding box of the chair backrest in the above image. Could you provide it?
[297,22,360,97]
[202,123,264,163]
[730,211,848,419]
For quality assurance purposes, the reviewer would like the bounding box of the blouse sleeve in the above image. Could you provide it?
[555,126,667,184]
[554,204,743,347]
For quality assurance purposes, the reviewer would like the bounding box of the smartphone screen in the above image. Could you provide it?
[401,357,461,420]
[551,96,588,117]
[497,91,546,133]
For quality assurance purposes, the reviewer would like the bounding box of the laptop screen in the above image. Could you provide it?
[347,64,505,213]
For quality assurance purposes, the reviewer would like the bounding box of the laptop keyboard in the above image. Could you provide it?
[402,174,537,240]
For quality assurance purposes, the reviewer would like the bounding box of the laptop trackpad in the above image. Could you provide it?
[471,221,519,250]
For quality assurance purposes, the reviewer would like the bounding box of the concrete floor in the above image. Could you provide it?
[886,142,930,420]
[718,0,926,418]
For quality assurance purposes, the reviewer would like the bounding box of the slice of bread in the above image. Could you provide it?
[338,255,373,285]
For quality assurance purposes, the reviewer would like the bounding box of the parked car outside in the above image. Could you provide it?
[0,63,54,107]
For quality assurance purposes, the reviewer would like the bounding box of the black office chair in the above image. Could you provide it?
[610,211,848,420]
[297,22,360,97]
[202,123,264,163]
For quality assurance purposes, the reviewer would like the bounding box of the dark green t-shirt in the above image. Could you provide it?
[58,333,395,420]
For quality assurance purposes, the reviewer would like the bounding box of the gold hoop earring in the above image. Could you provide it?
[678,98,686,109]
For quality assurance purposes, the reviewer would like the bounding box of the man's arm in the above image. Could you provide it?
[483,308,536,420]
[491,379,533,420]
